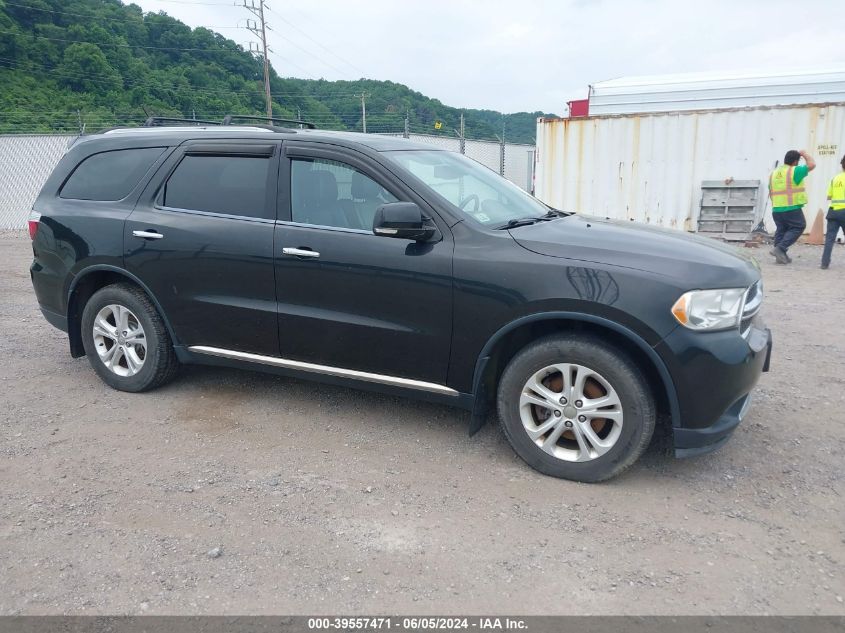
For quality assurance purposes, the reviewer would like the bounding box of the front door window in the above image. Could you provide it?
[290,158,398,231]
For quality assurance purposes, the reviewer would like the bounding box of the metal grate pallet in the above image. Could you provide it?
[697,179,760,241]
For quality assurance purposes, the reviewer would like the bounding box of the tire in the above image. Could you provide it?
[81,283,179,392]
[496,333,655,483]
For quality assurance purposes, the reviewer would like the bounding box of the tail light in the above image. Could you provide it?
[27,210,41,240]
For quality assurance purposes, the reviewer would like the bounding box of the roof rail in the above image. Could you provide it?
[222,114,316,129]
[143,116,222,127]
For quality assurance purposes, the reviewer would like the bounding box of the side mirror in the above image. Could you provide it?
[372,202,435,241]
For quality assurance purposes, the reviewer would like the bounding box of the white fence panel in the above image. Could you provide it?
[0,135,72,229]
[0,132,538,228]
[405,133,461,152]
[504,143,535,193]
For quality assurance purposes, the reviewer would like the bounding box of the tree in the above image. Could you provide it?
[0,0,557,139]
[56,42,121,93]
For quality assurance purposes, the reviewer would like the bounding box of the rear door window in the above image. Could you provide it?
[163,154,272,219]
[61,147,166,201]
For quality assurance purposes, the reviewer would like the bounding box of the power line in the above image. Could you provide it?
[266,25,351,78]
[266,50,315,80]
[264,4,365,77]
[0,56,270,98]
[0,6,375,87]
[0,53,369,96]
[0,29,253,54]
[132,0,238,5]
[0,1,242,28]
[0,27,358,84]
[0,54,372,98]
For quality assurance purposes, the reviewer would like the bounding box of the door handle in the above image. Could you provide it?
[282,247,320,259]
[132,230,164,240]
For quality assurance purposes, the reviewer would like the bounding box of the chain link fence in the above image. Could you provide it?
[0,132,535,229]
[384,133,535,192]
[0,134,73,229]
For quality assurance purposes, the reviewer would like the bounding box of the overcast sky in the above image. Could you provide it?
[131,0,845,114]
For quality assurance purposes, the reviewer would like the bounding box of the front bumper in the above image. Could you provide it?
[674,392,753,457]
[655,323,772,458]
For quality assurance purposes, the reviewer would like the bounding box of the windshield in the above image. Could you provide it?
[383,149,549,226]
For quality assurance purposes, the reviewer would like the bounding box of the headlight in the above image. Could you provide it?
[671,288,745,331]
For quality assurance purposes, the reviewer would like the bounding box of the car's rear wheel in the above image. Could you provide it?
[81,283,178,392]
[497,334,655,482]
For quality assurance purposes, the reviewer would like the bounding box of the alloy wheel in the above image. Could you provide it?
[92,304,147,377]
[519,363,624,462]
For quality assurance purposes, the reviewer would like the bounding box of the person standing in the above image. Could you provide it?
[821,154,845,269]
[769,149,816,264]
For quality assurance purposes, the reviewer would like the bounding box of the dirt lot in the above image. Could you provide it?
[0,232,843,616]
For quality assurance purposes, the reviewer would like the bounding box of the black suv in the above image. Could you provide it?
[29,122,772,482]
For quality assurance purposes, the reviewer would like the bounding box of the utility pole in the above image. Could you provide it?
[244,0,272,121]
[454,111,465,154]
[357,92,369,133]
[497,118,506,176]
[404,109,410,139]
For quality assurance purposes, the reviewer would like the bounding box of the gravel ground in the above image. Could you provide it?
[0,232,843,615]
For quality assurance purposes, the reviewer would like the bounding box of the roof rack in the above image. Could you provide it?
[143,116,222,127]
[222,114,316,129]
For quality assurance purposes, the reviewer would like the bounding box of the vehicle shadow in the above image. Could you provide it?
[167,364,676,480]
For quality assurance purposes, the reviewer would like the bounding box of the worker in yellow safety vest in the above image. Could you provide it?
[821,154,845,269]
[769,149,816,264]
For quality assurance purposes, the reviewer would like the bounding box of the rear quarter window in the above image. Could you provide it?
[60,147,166,201]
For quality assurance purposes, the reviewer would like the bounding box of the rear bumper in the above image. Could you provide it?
[39,305,68,332]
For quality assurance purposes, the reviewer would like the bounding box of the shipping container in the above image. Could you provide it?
[588,67,845,116]
[534,103,845,234]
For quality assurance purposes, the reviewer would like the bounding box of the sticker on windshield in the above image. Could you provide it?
[474,212,490,222]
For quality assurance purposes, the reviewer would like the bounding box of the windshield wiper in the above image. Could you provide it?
[543,208,574,217]
[494,210,561,230]
[494,217,544,230]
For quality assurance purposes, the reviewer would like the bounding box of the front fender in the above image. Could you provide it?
[467,311,681,435]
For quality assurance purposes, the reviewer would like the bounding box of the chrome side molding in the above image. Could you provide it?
[188,345,459,396]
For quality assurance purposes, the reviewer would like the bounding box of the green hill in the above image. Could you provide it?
[0,0,555,143]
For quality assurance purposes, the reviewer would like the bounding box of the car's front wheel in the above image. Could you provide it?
[81,283,179,392]
[497,334,655,482]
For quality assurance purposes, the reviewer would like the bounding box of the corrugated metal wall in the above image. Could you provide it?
[0,135,73,229]
[534,104,845,232]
